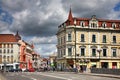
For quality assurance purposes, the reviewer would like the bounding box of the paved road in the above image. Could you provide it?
[4,72,120,80]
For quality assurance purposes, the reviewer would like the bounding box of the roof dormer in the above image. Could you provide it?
[89,15,98,28]
[112,23,116,29]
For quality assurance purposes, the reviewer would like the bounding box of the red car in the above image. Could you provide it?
[28,68,35,72]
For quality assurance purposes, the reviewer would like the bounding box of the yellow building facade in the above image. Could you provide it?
[56,9,120,70]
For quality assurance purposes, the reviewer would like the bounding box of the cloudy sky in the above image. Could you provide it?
[0,0,120,56]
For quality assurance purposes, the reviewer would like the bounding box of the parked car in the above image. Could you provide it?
[28,68,35,72]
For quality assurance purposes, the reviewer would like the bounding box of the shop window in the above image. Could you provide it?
[101,62,108,68]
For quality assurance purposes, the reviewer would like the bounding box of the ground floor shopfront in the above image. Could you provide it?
[57,59,120,70]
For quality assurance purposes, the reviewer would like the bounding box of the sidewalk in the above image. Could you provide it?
[82,72,120,79]
[54,71,120,79]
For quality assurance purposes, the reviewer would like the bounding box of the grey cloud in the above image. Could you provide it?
[1,0,120,56]
[3,0,65,37]
[35,44,57,56]
[61,0,120,19]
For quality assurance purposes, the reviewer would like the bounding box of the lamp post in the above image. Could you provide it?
[74,19,77,68]
[97,48,102,68]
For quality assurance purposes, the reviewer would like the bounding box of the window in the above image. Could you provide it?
[80,21,85,27]
[92,35,96,42]
[3,55,6,61]
[58,38,60,45]
[103,49,107,57]
[7,49,9,53]
[68,48,72,56]
[81,48,85,56]
[58,49,60,58]
[68,33,71,41]
[7,44,9,48]
[11,44,13,48]
[81,34,85,42]
[7,56,9,62]
[63,49,65,55]
[61,37,62,44]
[112,23,116,29]
[4,49,6,53]
[103,35,106,43]
[4,44,6,48]
[0,49,1,53]
[64,36,65,43]
[11,49,13,53]
[11,55,13,63]
[102,22,106,28]
[92,49,96,56]
[112,49,116,57]
[113,36,116,43]
[63,23,66,28]
[91,23,97,27]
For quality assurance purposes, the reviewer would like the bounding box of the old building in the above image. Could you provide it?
[32,52,41,69]
[56,8,120,70]
[0,32,21,70]
[49,53,57,69]
[18,40,34,71]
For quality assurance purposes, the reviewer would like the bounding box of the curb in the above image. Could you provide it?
[84,73,120,79]
[54,71,120,79]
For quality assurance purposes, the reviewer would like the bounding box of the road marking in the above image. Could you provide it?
[31,78,37,80]
[22,75,37,80]
[39,73,71,80]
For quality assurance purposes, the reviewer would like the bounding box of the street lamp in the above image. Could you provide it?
[74,19,77,68]
[97,48,102,68]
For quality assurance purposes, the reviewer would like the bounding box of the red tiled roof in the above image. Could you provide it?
[0,34,17,42]
[58,8,120,29]
[75,17,120,22]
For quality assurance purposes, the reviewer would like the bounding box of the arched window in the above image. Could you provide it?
[80,21,85,27]
[112,23,116,29]
[102,22,106,28]
[91,23,97,27]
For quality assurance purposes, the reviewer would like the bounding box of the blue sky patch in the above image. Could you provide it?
[0,7,13,24]
[114,2,120,11]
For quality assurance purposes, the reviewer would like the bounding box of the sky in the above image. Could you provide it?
[0,0,120,57]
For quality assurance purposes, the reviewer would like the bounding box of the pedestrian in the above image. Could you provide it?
[53,66,55,72]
